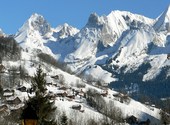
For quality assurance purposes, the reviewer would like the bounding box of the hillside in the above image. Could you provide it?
[0,48,161,124]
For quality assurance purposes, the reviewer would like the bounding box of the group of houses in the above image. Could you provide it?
[49,74,132,107]
[47,84,86,102]
[112,92,130,104]
[2,89,22,105]
[0,88,24,117]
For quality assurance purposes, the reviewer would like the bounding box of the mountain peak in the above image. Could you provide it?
[54,23,79,39]
[30,13,42,19]
[161,5,170,22]
[28,13,46,26]
[15,13,52,54]
[63,23,69,27]
[28,13,51,35]
[86,13,103,27]
[154,5,170,32]
[16,13,51,36]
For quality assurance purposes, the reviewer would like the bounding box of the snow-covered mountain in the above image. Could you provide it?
[13,4,170,104]
[15,13,79,59]
[15,13,54,56]
[13,5,170,100]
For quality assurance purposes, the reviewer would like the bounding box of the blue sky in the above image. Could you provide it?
[0,0,169,34]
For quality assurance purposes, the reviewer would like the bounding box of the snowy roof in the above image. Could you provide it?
[3,92,13,97]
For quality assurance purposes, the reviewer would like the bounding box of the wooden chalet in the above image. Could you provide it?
[74,89,80,96]
[53,83,58,87]
[6,97,22,105]
[126,115,138,124]
[3,92,14,98]
[46,82,53,86]
[73,88,85,96]
[0,104,8,116]
[0,104,8,112]
[145,102,150,105]
[51,75,59,79]
[17,86,27,92]
[100,90,108,97]
[3,88,14,93]
[3,89,14,99]
[113,92,123,97]
[72,104,81,110]
[150,104,155,111]
[113,92,124,102]
[66,91,75,98]
[79,89,85,97]
[56,90,67,97]
[58,86,67,90]
[71,104,84,112]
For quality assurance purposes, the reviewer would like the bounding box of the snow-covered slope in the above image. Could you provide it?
[2,54,160,124]
[110,29,154,70]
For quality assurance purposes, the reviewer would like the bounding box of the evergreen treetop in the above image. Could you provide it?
[24,65,57,125]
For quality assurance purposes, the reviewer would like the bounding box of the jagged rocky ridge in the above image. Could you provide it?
[13,5,170,101]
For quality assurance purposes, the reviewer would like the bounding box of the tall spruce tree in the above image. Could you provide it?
[27,65,57,125]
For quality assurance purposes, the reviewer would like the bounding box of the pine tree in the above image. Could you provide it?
[32,65,46,95]
[27,65,57,125]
